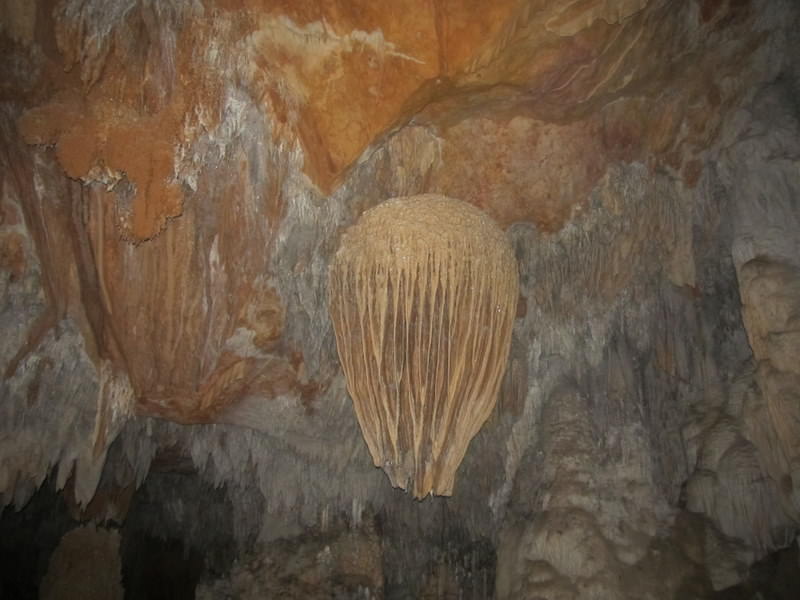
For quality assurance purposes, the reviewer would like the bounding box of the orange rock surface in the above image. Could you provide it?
[3,0,768,422]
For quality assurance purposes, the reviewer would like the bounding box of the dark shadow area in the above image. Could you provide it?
[379,498,497,600]
[0,479,76,599]
[120,467,238,598]
[714,543,800,600]
[121,532,203,600]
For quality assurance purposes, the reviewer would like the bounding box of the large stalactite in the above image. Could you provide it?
[328,195,518,498]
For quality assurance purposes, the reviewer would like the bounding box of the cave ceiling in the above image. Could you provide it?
[3,0,765,423]
[1,0,800,597]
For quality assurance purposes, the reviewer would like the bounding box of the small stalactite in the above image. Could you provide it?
[328,195,519,498]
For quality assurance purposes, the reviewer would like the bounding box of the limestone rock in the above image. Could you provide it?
[1,0,799,597]
[40,525,124,600]
[197,524,383,600]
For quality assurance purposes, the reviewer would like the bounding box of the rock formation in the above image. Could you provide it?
[1,0,799,598]
[329,195,518,498]
[39,525,124,600]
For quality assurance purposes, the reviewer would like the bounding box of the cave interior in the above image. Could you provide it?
[1,0,800,598]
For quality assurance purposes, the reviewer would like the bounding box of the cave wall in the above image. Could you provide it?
[2,0,800,597]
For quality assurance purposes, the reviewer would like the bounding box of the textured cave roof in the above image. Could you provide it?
[1,0,800,596]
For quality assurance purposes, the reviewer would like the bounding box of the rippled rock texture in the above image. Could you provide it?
[1,0,799,597]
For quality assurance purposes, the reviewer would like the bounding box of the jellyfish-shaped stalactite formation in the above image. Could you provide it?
[328,194,519,498]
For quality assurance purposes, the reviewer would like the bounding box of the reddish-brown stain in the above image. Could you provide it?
[700,0,725,23]
[682,158,704,188]
[0,232,26,281]
[516,294,527,319]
